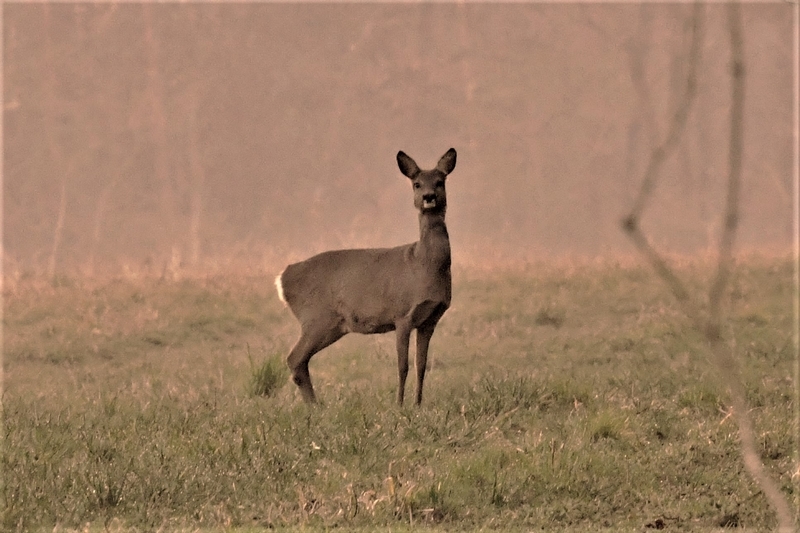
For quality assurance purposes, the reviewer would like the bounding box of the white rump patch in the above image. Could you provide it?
[275,271,287,305]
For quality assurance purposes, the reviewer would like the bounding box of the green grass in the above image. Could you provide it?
[247,352,289,398]
[2,256,796,531]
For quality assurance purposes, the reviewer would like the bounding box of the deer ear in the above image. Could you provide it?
[436,148,457,175]
[397,151,421,178]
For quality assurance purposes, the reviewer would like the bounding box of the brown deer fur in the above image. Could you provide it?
[276,148,457,405]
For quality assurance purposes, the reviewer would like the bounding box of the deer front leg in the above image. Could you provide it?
[395,322,412,406]
[415,323,436,406]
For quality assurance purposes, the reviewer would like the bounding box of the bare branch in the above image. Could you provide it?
[708,339,794,533]
[707,2,745,325]
[705,5,795,531]
[624,3,796,530]
[624,2,704,224]
[622,2,705,322]
[623,223,703,325]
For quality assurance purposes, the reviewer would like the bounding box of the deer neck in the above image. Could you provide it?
[416,211,450,267]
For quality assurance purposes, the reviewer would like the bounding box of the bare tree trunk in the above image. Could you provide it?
[43,4,69,280]
[77,6,116,277]
[187,87,205,267]
[143,4,177,271]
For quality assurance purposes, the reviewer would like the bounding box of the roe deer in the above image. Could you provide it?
[275,148,457,406]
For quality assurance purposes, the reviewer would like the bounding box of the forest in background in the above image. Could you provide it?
[3,3,794,277]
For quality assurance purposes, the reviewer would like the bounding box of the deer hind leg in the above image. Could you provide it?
[287,317,345,404]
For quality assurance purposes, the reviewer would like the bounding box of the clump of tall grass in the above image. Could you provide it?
[247,351,288,397]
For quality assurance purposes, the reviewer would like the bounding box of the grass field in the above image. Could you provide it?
[2,256,796,531]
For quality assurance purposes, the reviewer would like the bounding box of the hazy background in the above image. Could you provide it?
[3,3,794,277]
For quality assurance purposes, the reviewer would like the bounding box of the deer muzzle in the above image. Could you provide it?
[422,195,437,209]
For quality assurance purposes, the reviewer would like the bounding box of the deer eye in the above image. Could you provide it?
[435,180,445,188]
[413,182,421,189]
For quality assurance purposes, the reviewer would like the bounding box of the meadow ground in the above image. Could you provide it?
[2,256,796,532]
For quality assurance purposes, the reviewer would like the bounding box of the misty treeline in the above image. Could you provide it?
[3,3,793,277]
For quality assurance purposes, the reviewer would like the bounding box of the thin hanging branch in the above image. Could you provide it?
[623,1,703,228]
[708,3,744,324]
[622,1,704,326]
[707,6,793,529]
[43,4,70,280]
[623,3,795,531]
